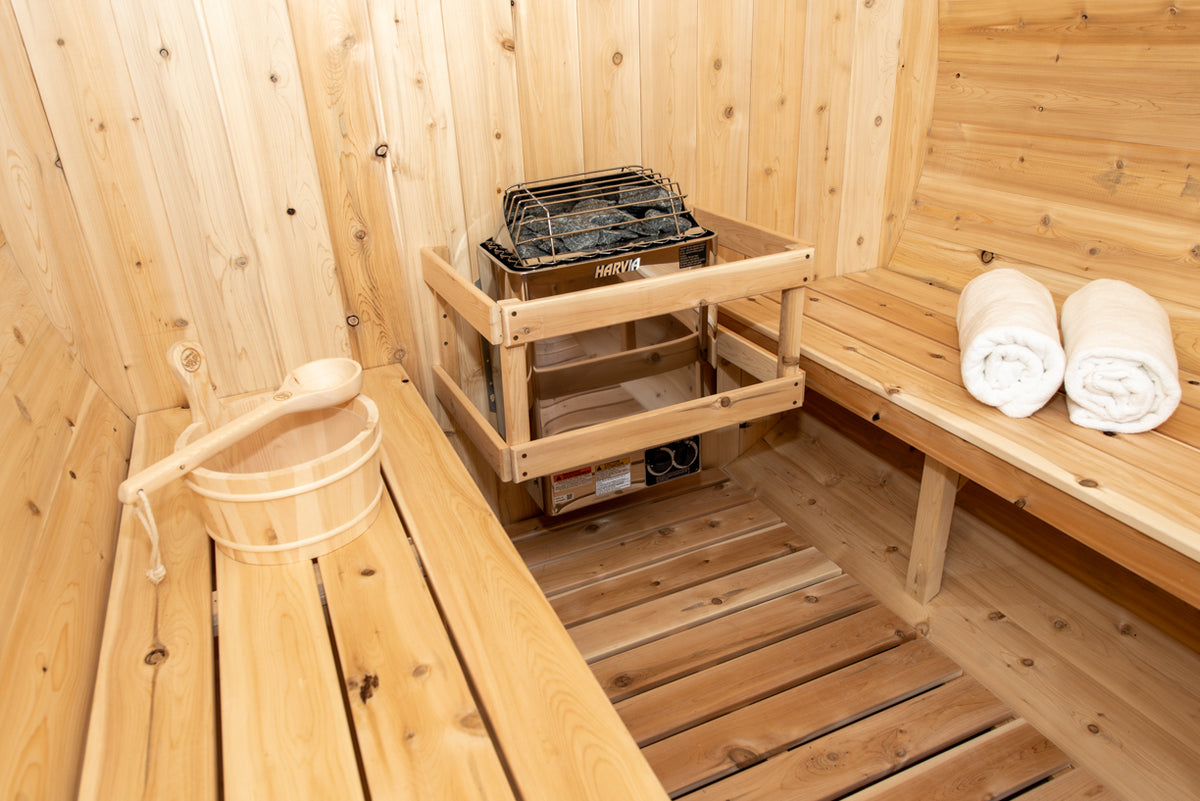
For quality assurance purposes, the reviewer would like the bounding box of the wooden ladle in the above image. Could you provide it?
[118,357,363,504]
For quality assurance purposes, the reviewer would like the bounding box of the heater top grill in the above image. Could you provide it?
[485,166,709,272]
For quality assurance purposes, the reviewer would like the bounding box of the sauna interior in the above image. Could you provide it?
[3,1,1199,799]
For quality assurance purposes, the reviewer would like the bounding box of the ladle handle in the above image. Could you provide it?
[117,394,292,505]
[167,341,228,431]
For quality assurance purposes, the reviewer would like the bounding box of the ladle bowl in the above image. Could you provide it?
[118,357,363,505]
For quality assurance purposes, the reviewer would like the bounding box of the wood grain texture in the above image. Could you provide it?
[0,246,42,396]
[513,0,584,180]
[0,1,133,414]
[0,319,93,650]
[835,0,904,275]
[879,0,939,263]
[217,554,364,801]
[795,0,858,278]
[368,366,669,801]
[639,0,698,196]
[746,0,806,233]
[319,500,515,801]
[109,0,282,397]
[686,676,1011,801]
[198,0,350,372]
[644,638,961,795]
[289,0,420,378]
[370,0,472,416]
[77,408,215,801]
[590,575,876,702]
[10,0,189,412]
[939,0,1200,70]
[694,0,753,217]
[906,454,960,603]
[579,0,641,169]
[1,381,131,801]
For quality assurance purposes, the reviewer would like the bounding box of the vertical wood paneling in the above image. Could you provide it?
[439,0,528,513]
[11,0,194,411]
[747,0,806,232]
[109,0,283,397]
[578,0,642,170]
[513,0,585,180]
[440,0,524,278]
[197,0,350,372]
[879,0,939,263]
[370,0,472,415]
[796,0,858,278]
[288,0,420,380]
[0,4,136,413]
[835,0,904,273]
[694,0,753,218]
[640,0,698,197]
[0,379,130,801]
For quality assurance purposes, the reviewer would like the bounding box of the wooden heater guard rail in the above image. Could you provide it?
[422,224,814,484]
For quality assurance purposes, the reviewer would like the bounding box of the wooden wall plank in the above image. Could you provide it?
[288,0,421,379]
[795,0,858,278]
[639,0,698,196]
[197,0,351,372]
[0,319,93,651]
[579,0,642,170]
[694,0,753,218]
[939,0,1200,70]
[0,246,41,396]
[924,121,1200,228]
[0,382,131,801]
[879,0,939,263]
[835,0,905,274]
[908,173,1200,304]
[513,0,584,180]
[370,0,472,415]
[934,61,1200,152]
[109,0,283,398]
[10,0,189,412]
[746,0,806,233]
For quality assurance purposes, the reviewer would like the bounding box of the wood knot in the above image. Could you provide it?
[358,672,380,703]
[727,747,761,768]
[612,674,634,688]
[988,610,1006,621]
[144,646,169,666]
[1077,478,1099,488]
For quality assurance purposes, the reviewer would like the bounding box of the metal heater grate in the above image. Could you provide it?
[486,166,709,272]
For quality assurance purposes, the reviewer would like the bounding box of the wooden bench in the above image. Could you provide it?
[719,255,1200,612]
[78,364,667,801]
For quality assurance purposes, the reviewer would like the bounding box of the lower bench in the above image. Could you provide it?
[79,364,667,801]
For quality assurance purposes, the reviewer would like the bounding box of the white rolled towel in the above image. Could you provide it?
[957,268,1065,417]
[1061,279,1180,433]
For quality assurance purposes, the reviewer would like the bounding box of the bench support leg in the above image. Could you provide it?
[906,454,961,604]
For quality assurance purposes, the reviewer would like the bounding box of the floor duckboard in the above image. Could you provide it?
[509,479,1118,800]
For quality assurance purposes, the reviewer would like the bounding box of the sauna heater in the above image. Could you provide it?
[479,166,718,515]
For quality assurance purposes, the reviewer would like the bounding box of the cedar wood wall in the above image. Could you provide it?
[2,1,1198,800]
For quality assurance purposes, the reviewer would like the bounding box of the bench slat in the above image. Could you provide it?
[78,409,217,801]
[318,501,515,801]
[366,368,669,801]
[215,554,364,801]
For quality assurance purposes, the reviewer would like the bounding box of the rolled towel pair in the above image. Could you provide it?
[957,269,1180,432]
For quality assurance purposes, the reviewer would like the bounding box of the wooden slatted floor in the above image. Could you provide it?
[508,475,1119,801]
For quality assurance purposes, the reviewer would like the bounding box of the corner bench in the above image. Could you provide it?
[718,249,1200,612]
[79,364,667,801]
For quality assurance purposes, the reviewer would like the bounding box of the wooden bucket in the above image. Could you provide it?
[178,394,383,565]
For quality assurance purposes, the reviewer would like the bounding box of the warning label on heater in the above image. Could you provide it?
[551,466,594,503]
[594,458,632,497]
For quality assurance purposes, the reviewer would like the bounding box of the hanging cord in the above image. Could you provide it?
[133,489,167,584]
